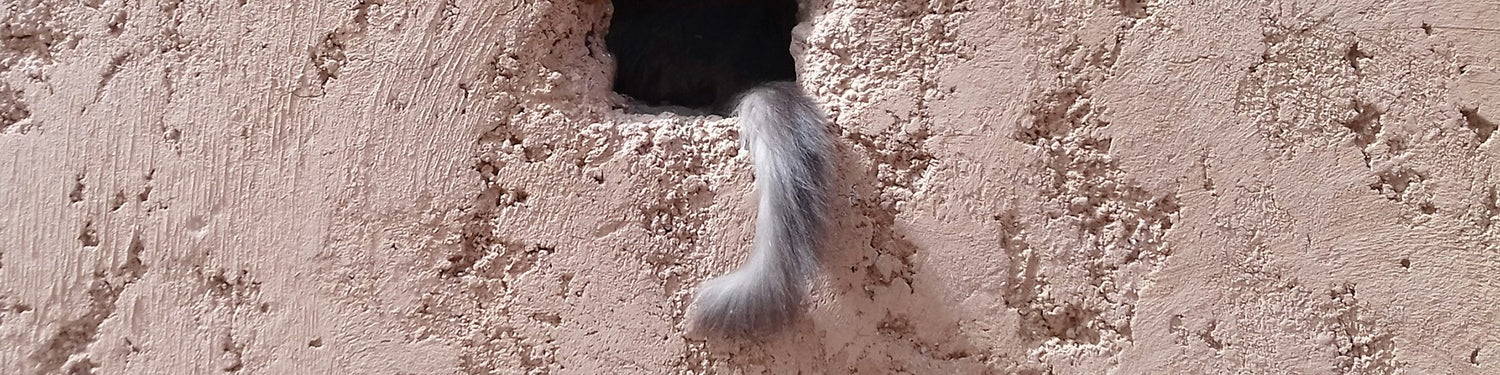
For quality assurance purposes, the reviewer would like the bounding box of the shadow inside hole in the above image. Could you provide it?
[606,0,800,115]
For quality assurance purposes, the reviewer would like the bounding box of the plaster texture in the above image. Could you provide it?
[1,0,1497,373]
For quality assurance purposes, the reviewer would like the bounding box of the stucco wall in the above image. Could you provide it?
[1,0,1496,373]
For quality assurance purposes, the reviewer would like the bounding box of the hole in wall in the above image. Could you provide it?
[606,0,801,116]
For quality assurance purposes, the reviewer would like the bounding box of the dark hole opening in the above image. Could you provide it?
[606,0,801,115]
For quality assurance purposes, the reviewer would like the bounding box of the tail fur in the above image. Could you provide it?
[691,82,834,337]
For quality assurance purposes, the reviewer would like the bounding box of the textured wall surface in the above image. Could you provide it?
[1,0,1497,373]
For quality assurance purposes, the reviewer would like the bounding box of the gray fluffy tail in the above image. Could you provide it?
[691,82,834,337]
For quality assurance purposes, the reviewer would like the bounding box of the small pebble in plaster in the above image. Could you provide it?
[69,173,86,203]
[1316,332,1335,346]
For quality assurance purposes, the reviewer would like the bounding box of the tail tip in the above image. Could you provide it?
[688,270,803,337]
